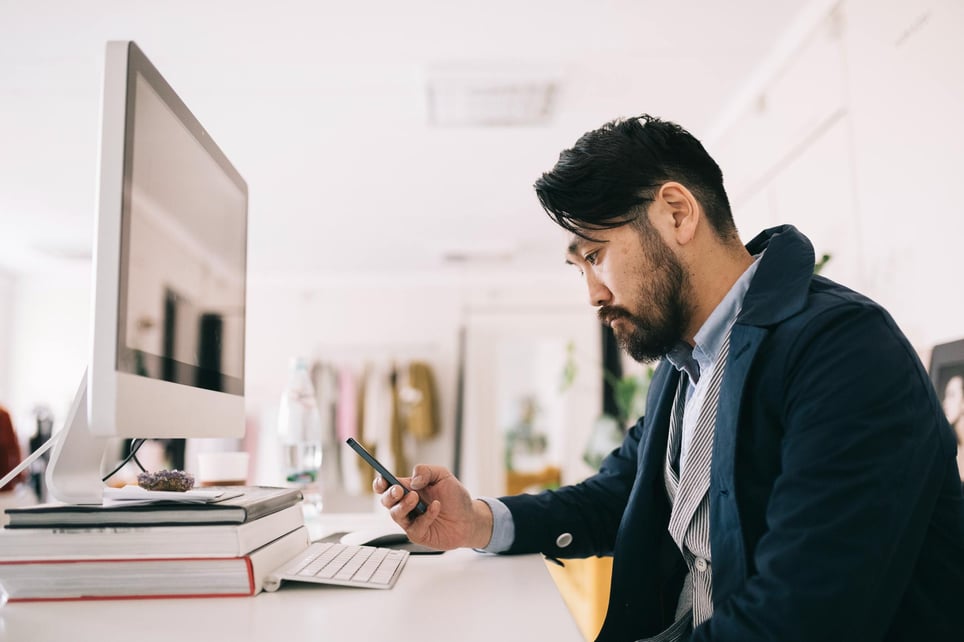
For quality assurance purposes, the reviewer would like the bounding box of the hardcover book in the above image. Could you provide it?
[3,486,303,528]
[0,526,311,601]
[0,504,305,560]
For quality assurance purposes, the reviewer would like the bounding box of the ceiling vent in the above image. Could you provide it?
[425,63,562,127]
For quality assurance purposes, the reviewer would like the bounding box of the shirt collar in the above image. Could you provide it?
[665,253,762,382]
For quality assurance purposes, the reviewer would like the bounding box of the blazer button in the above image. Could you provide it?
[555,533,573,548]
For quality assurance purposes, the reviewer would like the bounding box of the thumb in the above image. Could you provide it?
[409,464,451,490]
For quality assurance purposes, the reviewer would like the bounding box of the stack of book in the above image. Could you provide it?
[0,486,310,602]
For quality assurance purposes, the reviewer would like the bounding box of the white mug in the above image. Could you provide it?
[196,451,250,487]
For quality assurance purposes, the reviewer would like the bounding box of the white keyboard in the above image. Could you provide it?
[264,542,410,591]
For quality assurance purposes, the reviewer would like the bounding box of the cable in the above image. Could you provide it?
[100,439,147,482]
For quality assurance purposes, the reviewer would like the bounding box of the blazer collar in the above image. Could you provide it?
[738,225,815,327]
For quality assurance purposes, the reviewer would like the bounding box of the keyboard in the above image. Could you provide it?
[263,542,410,591]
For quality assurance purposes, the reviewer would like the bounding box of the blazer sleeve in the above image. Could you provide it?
[692,304,960,641]
[499,414,645,559]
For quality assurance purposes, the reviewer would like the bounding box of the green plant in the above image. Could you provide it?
[603,367,653,427]
[560,341,653,428]
[814,253,832,275]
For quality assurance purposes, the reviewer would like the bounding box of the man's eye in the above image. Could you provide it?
[584,250,599,266]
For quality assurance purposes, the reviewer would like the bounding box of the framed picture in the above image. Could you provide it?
[929,339,964,481]
[929,339,964,433]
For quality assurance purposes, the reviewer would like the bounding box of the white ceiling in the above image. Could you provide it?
[0,0,812,283]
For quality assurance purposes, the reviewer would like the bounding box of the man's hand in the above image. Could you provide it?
[374,464,493,551]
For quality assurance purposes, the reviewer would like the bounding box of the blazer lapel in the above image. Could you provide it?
[636,363,684,483]
[711,324,766,495]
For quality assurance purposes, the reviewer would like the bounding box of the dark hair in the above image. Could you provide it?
[534,114,737,241]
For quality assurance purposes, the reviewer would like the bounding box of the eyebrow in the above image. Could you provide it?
[566,237,587,262]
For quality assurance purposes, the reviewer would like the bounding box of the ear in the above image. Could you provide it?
[655,182,700,246]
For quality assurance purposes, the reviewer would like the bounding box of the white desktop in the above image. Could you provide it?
[0,511,583,642]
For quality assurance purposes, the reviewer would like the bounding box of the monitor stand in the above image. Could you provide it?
[45,370,109,504]
[0,371,108,504]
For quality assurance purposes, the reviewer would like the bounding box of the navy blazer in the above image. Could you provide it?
[500,226,964,641]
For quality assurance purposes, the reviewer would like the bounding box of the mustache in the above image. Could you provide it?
[598,305,633,325]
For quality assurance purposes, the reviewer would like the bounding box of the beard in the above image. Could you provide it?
[597,229,691,363]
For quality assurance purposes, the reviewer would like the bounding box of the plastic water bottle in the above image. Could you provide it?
[278,357,323,511]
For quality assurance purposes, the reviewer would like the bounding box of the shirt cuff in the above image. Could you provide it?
[476,496,514,553]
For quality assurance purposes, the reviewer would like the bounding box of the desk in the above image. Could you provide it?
[0,513,583,642]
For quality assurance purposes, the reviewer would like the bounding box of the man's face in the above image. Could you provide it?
[943,376,964,425]
[566,219,692,363]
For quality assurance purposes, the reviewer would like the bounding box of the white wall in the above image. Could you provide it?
[0,269,14,406]
[5,270,91,440]
[710,0,964,355]
[844,0,964,348]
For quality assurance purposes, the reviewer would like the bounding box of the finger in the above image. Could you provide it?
[387,486,421,525]
[373,474,388,494]
[404,499,438,540]
[406,499,442,542]
[379,484,405,509]
[374,472,415,492]
[409,464,451,490]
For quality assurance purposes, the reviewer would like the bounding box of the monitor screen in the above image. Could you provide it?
[117,63,246,396]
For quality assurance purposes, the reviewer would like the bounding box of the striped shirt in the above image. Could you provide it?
[661,255,761,629]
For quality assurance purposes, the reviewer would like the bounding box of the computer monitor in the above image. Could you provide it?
[44,41,248,504]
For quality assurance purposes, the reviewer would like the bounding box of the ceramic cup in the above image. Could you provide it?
[196,451,249,487]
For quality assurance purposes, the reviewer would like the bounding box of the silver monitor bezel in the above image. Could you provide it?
[88,40,247,439]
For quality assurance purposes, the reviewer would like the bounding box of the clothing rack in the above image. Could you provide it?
[311,342,441,364]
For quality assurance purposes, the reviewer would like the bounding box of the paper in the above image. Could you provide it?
[102,485,226,505]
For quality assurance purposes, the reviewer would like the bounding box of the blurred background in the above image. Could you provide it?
[1,0,962,506]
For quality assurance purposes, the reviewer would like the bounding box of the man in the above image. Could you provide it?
[376,115,964,641]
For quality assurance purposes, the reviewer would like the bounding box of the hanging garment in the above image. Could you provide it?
[311,362,340,493]
[363,362,397,485]
[401,361,440,440]
[388,364,408,477]
[353,362,376,492]
[336,366,363,495]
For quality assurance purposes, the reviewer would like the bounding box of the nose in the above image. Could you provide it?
[585,270,612,307]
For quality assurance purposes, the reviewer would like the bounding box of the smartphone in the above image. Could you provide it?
[345,437,427,518]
